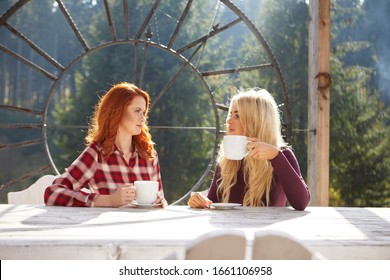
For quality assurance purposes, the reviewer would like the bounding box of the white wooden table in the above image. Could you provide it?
[0,204,389,259]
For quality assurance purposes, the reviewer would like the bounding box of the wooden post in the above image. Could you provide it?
[308,0,330,206]
[308,0,318,204]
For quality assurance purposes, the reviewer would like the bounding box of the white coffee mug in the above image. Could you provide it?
[134,181,159,204]
[223,135,248,160]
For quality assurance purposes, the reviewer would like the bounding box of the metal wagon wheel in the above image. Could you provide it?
[0,0,290,204]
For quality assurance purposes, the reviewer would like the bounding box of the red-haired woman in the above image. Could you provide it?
[44,82,167,207]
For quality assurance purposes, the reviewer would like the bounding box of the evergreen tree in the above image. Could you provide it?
[356,0,390,105]
[330,0,390,206]
[244,0,309,175]
[50,0,224,203]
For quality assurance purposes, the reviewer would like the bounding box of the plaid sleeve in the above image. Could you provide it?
[152,150,163,191]
[44,145,99,207]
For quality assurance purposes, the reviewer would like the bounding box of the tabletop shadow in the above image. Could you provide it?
[203,206,310,229]
[335,207,390,241]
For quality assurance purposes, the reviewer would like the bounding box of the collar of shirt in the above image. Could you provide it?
[111,143,139,159]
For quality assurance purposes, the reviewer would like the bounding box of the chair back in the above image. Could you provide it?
[8,174,56,204]
[185,229,246,260]
[252,230,316,260]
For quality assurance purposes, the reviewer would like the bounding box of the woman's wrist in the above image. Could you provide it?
[94,194,112,207]
[269,146,280,160]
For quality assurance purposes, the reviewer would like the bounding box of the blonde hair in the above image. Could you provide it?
[217,88,286,206]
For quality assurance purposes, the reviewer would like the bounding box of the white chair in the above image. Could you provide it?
[251,230,323,260]
[7,174,56,204]
[185,229,246,260]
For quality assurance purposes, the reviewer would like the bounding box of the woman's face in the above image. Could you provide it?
[118,95,147,136]
[226,101,244,136]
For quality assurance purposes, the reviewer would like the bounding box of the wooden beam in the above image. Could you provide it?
[308,0,330,206]
[308,0,318,205]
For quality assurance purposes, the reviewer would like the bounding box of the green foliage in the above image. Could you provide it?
[47,0,222,203]
[330,58,390,206]
[329,0,390,206]
[246,0,309,175]
[246,0,390,206]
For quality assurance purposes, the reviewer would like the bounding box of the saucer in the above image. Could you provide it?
[211,203,242,210]
[131,202,161,208]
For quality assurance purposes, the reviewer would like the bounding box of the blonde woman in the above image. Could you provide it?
[188,88,310,210]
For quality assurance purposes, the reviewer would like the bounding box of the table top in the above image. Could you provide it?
[0,204,389,260]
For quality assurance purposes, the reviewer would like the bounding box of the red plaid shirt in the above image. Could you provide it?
[44,143,163,207]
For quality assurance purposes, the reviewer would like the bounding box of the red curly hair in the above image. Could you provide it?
[85,82,154,160]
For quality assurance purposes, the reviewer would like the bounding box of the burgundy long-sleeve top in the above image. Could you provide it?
[207,148,310,210]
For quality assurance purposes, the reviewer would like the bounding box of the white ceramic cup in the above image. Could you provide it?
[223,135,248,160]
[134,181,159,204]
